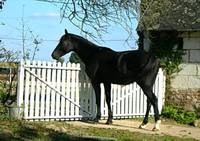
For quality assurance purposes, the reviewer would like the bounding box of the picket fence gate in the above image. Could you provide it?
[17,60,166,121]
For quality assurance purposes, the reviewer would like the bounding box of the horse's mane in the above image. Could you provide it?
[69,33,116,53]
[69,33,98,47]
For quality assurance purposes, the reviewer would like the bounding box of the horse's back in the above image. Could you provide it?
[99,49,154,71]
[94,48,158,84]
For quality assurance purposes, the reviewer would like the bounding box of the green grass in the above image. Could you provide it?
[0,120,198,141]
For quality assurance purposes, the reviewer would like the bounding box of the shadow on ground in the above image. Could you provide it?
[0,121,116,141]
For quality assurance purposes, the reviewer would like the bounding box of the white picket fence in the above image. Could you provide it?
[17,60,166,121]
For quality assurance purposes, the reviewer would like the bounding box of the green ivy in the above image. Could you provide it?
[138,31,185,105]
[138,31,184,76]
[0,103,9,120]
[0,84,7,103]
[149,31,184,76]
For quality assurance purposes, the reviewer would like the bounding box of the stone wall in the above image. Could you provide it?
[167,89,200,111]
[142,31,200,110]
[170,63,200,111]
[171,63,200,90]
[181,32,200,63]
[169,32,200,110]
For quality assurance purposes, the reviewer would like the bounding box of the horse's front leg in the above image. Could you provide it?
[91,81,101,123]
[104,83,113,124]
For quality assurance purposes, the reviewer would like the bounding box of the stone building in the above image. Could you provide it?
[137,0,200,109]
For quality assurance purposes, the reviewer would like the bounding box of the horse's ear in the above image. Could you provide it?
[65,29,68,35]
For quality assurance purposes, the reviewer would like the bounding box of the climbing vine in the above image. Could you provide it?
[138,31,185,101]
[149,31,184,76]
[138,31,184,76]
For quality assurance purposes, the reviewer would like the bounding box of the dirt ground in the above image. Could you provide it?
[67,119,200,140]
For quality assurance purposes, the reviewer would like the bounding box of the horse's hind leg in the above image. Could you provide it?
[145,90,161,131]
[139,98,151,129]
[139,85,161,131]
[104,83,113,124]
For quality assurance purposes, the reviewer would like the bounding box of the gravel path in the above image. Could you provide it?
[67,120,200,140]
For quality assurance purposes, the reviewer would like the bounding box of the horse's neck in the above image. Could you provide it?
[74,41,98,63]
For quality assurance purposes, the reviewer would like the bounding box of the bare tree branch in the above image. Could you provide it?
[0,0,6,9]
[36,0,140,40]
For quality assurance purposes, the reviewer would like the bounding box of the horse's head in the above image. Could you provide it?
[52,29,74,60]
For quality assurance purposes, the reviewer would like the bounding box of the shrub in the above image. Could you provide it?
[193,104,200,118]
[0,84,7,103]
[162,105,178,119]
[0,103,9,120]
[162,105,197,124]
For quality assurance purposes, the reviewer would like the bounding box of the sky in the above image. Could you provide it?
[0,0,138,61]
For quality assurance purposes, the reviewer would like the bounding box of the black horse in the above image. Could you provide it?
[52,29,161,131]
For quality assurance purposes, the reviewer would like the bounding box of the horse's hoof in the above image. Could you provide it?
[94,120,99,124]
[152,127,160,131]
[152,120,161,131]
[139,123,147,129]
[106,120,113,125]
[93,118,100,123]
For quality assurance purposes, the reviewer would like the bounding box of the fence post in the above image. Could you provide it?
[24,60,30,119]
[17,60,25,117]
[160,69,166,112]
[75,63,80,118]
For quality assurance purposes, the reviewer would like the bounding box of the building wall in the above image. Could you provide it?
[171,63,200,90]
[171,31,200,90]
[142,31,200,109]
[170,63,200,109]
[143,31,200,90]
[181,32,200,63]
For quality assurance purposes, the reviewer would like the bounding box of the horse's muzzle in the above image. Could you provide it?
[51,52,59,60]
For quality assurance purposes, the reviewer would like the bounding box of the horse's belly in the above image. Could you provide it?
[111,79,134,85]
[99,72,135,85]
